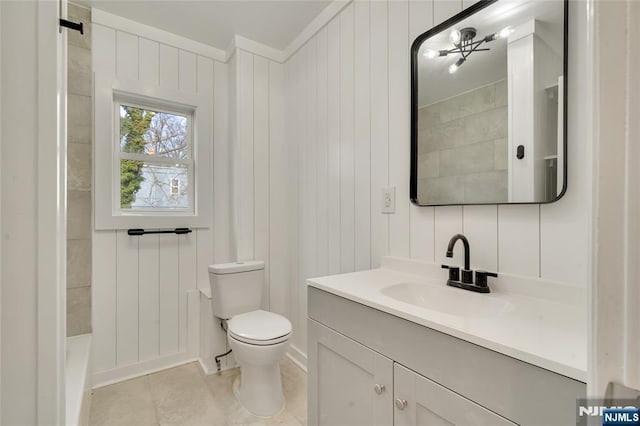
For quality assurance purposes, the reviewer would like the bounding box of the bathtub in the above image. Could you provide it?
[66,334,92,426]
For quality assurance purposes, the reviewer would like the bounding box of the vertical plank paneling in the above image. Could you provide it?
[498,205,540,276]
[288,53,302,350]
[462,0,480,9]
[137,234,160,361]
[327,18,342,275]
[370,0,390,268]
[236,49,255,260]
[92,26,117,374]
[409,0,436,263]
[295,44,310,351]
[339,3,355,272]
[268,60,288,318]
[316,28,329,276]
[303,38,318,341]
[409,0,434,38]
[213,60,233,264]
[434,206,463,267]
[179,50,197,94]
[92,25,116,76]
[138,38,159,86]
[116,31,138,81]
[159,44,179,90]
[253,56,270,308]
[178,233,197,352]
[354,0,371,271]
[196,55,215,291]
[463,205,498,272]
[434,0,462,25]
[159,235,180,355]
[186,290,200,356]
[92,231,117,372]
[410,207,435,262]
[116,230,139,365]
[388,0,411,258]
[292,46,308,352]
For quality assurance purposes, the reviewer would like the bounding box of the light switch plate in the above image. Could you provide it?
[381,187,395,214]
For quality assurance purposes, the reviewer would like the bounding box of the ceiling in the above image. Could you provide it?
[79,0,332,51]
[417,0,564,106]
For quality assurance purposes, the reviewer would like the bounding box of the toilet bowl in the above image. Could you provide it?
[208,261,292,417]
[227,310,291,416]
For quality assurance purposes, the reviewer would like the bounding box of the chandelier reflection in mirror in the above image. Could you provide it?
[424,26,513,74]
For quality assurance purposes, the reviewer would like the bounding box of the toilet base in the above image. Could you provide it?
[233,374,285,418]
[228,336,289,417]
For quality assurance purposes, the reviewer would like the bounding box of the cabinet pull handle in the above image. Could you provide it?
[395,399,408,410]
[374,384,386,394]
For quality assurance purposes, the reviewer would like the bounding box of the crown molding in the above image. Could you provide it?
[281,0,351,61]
[91,8,227,62]
[92,0,352,65]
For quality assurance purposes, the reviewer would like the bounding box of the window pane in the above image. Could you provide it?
[119,105,190,159]
[120,160,191,211]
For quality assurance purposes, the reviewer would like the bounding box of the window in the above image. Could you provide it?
[94,75,211,230]
[116,102,193,212]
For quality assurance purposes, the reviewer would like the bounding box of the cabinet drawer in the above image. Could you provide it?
[394,363,516,426]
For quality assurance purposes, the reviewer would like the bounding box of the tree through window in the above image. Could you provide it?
[118,103,193,211]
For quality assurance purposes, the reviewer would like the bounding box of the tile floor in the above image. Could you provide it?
[89,359,307,426]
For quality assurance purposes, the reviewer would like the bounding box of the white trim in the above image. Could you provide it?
[92,8,226,62]
[281,0,351,61]
[230,35,286,63]
[0,0,3,419]
[92,353,197,389]
[197,357,237,376]
[94,74,212,230]
[66,334,92,426]
[286,344,307,372]
[92,1,351,64]
[37,1,67,423]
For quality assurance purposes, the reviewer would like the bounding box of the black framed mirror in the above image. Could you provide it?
[410,0,568,206]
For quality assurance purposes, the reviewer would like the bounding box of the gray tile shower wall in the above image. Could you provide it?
[417,80,508,204]
[67,3,92,336]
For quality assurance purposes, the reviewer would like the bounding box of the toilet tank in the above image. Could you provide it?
[208,261,264,319]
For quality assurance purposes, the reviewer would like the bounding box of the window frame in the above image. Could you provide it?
[95,74,211,230]
[114,98,195,214]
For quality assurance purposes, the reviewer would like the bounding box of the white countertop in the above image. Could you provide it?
[307,257,587,382]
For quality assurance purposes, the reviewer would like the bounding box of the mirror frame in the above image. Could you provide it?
[410,0,569,206]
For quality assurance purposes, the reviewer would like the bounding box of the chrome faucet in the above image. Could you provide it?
[441,233,497,293]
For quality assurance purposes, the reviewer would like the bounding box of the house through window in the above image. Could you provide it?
[117,102,194,212]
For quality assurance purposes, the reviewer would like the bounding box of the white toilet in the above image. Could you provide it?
[208,261,292,417]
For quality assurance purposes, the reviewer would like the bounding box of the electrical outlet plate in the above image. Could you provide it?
[381,187,396,214]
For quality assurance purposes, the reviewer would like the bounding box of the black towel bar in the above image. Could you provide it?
[127,228,192,236]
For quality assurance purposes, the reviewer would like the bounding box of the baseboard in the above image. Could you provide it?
[92,352,197,389]
[197,356,237,376]
[286,344,307,372]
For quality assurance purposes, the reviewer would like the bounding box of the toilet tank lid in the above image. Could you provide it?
[208,260,265,274]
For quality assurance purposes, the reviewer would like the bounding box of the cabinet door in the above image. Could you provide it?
[394,364,516,426]
[308,319,393,426]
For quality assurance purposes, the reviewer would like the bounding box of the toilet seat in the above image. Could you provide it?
[228,310,292,346]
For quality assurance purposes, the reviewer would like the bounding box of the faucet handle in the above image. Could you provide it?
[441,264,460,281]
[475,270,498,287]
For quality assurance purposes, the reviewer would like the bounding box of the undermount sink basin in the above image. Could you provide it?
[380,282,513,318]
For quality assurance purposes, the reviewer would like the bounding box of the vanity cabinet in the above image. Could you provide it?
[308,319,393,426]
[394,363,515,426]
[308,286,586,426]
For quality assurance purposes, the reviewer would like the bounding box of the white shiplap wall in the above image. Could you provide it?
[230,47,290,331]
[91,23,233,385]
[284,0,592,364]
